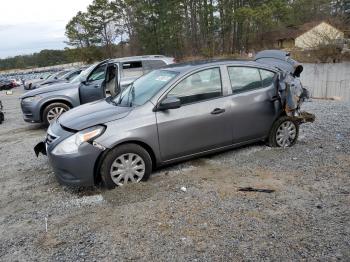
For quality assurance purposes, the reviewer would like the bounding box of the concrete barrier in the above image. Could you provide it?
[301,62,350,101]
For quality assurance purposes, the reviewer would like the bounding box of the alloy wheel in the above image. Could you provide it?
[46,106,67,123]
[110,153,146,186]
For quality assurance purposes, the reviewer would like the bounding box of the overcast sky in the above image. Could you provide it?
[0,0,92,58]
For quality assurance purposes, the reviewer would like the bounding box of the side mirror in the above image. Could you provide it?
[80,76,87,85]
[156,97,181,111]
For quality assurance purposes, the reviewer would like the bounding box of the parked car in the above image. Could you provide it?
[9,79,21,87]
[33,68,84,89]
[34,52,314,188]
[20,55,175,125]
[24,72,52,90]
[0,79,14,90]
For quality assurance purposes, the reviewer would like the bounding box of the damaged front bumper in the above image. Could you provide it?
[34,141,47,156]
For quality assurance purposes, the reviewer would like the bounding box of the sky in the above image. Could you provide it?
[0,0,93,58]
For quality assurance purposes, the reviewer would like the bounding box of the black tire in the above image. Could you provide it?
[100,143,152,189]
[0,112,4,124]
[268,116,299,147]
[42,102,70,126]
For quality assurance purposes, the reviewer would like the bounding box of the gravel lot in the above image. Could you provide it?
[0,87,349,261]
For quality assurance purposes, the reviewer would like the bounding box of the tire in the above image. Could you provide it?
[268,116,299,147]
[100,144,152,189]
[42,102,70,126]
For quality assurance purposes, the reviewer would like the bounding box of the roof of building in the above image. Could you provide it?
[262,21,344,42]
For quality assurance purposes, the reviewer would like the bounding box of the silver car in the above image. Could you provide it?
[35,55,313,188]
[21,55,175,125]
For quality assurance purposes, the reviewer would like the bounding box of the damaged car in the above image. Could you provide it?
[35,50,314,188]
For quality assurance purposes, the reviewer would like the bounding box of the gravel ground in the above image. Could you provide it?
[0,87,349,261]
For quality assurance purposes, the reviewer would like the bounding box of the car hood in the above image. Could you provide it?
[58,99,132,131]
[20,82,78,98]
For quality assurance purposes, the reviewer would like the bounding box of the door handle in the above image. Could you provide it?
[270,95,279,101]
[93,85,100,88]
[211,108,225,115]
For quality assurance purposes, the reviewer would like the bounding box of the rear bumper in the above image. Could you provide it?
[292,111,316,124]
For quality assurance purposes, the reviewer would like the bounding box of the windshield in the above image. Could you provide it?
[70,64,96,83]
[113,70,178,107]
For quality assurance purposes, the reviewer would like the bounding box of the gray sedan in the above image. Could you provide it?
[35,58,313,188]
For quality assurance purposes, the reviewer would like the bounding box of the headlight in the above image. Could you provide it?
[52,125,105,155]
[22,95,41,103]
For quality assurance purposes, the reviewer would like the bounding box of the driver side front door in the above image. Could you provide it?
[79,63,107,104]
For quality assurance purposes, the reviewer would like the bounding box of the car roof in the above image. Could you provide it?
[110,55,173,63]
[162,59,278,73]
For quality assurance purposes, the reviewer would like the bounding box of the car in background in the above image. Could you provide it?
[33,68,84,89]
[34,54,314,188]
[0,79,14,91]
[9,79,21,87]
[24,72,52,90]
[20,55,175,125]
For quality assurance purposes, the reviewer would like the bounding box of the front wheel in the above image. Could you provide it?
[268,116,299,147]
[100,144,152,189]
[42,102,70,126]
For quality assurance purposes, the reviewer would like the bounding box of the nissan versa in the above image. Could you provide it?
[20,55,174,125]
[35,51,314,189]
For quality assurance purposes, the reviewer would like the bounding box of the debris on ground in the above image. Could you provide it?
[238,187,275,193]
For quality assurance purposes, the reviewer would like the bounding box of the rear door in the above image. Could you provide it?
[227,66,280,142]
[156,67,233,161]
[79,62,107,104]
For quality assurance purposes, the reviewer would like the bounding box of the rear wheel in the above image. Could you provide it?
[100,144,152,189]
[268,116,299,147]
[42,102,70,126]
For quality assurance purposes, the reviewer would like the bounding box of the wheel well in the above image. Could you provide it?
[40,100,73,121]
[93,140,157,185]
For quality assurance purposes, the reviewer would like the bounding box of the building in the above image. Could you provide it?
[263,21,345,50]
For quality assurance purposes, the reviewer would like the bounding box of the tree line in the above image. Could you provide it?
[1,0,349,70]
[65,0,349,59]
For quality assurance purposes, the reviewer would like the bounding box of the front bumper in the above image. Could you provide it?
[35,121,104,186]
[47,142,102,186]
[21,101,41,123]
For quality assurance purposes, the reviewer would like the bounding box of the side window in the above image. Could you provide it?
[143,60,166,72]
[122,61,143,78]
[87,64,106,82]
[167,68,222,105]
[228,67,261,93]
[260,69,275,87]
